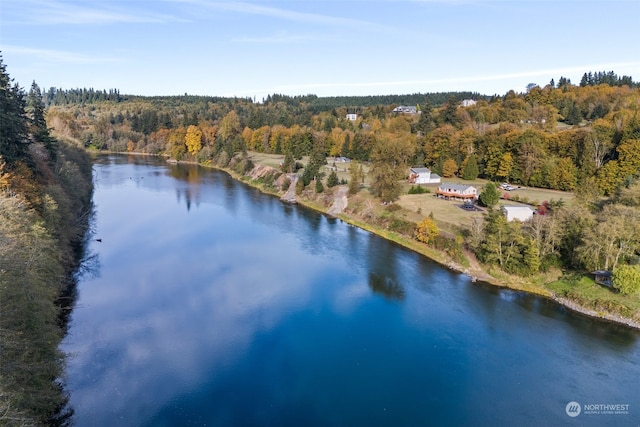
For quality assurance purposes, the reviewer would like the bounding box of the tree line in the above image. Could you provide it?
[43,68,640,289]
[47,74,640,197]
[1,56,94,425]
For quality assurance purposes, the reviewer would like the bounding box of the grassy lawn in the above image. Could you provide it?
[244,152,576,236]
[247,154,372,186]
[500,186,575,207]
[247,152,288,169]
[410,177,576,206]
[547,276,640,320]
[397,193,483,233]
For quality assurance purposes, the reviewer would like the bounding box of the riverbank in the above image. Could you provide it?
[236,158,640,331]
[104,150,640,331]
[1,141,94,425]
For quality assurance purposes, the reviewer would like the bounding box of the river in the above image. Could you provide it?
[61,154,640,426]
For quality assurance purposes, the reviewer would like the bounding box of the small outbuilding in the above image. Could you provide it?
[591,270,613,287]
[409,168,441,184]
[501,205,535,222]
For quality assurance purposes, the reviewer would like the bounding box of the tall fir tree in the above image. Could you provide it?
[0,56,30,166]
[478,182,499,208]
[462,153,479,180]
[26,81,57,158]
[282,149,295,173]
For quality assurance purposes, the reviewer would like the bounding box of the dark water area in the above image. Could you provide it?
[62,155,640,426]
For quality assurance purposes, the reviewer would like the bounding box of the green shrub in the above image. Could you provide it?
[327,170,339,187]
[386,203,402,212]
[389,218,416,236]
[613,265,640,295]
[408,185,429,194]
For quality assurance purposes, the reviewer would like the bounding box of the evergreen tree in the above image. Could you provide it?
[301,139,326,186]
[341,134,352,158]
[416,99,435,134]
[478,182,499,208]
[440,97,460,128]
[282,149,295,173]
[0,56,30,166]
[462,153,479,180]
[348,161,363,195]
[523,239,541,275]
[327,170,339,187]
[26,81,57,158]
[26,81,47,132]
[565,103,582,125]
[580,73,589,87]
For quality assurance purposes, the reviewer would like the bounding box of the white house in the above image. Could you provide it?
[461,99,477,107]
[502,205,535,222]
[409,168,441,184]
[346,113,358,121]
[393,105,418,114]
[435,183,478,200]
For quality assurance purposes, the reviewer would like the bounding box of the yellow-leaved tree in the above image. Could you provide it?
[185,125,202,156]
[442,158,458,177]
[414,217,439,244]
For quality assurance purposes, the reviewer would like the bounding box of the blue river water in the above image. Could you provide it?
[61,155,640,426]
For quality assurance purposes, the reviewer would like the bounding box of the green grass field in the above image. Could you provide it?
[245,152,577,235]
[396,178,575,234]
[547,276,640,320]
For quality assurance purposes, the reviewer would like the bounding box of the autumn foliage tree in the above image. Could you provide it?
[414,217,439,244]
[442,158,458,177]
[185,125,202,155]
[370,135,414,203]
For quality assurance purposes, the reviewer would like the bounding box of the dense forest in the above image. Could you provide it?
[47,70,639,196]
[1,57,93,425]
[44,69,640,296]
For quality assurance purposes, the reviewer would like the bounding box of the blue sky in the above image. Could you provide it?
[2,0,639,100]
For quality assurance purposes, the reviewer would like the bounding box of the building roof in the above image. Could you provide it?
[393,105,418,114]
[438,183,476,192]
[591,270,612,277]
[502,205,534,212]
[410,167,432,174]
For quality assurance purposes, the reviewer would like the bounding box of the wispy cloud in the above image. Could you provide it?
[166,0,389,31]
[2,45,122,64]
[3,0,183,25]
[231,31,330,44]
[229,62,640,97]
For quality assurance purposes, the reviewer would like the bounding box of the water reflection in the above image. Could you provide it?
[63,155,640,427]
[365,234,405,301]
[368,273,405,301]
